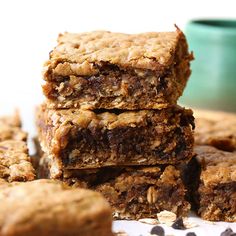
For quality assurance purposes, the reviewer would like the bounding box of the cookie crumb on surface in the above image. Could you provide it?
[138,218,159,225]
[157,210,177,225]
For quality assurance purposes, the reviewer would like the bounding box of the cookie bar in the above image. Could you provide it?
[187,145,236,222]
[0,179,113,236]
[43,29,192,110]
[0,113,35,182]
[195,109,236,151]
[0,111,27,142]
[36,105,194,170]
[0,111,21,127]
[39,155,190,219]
[0,140,35,182]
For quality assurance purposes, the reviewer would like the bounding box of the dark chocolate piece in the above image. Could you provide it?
[150,225,165,236]
[220,228,236,236]
[171,217,186,230]
[186,233,197,236]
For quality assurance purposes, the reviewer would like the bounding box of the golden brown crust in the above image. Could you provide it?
[44,29,188,77]
[0,179,113,236]
[0,113,35,182]
[0,126,27,142]
[195,145,236,186]
[0,111,26,142]
[0,140,35,182]
[0,110,21,127]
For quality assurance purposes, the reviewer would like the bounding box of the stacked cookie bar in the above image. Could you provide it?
[36,29,195,219]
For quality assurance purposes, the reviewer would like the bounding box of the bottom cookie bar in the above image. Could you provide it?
[40,155,190,219]
[186,145,236,222]
[0,179,113,236]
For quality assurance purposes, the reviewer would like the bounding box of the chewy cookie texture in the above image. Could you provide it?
[186,145,236,222]
[0,180,113,236]
[39,154,190,220]
[43,29,192,110]
[0,112,35,182]
[36,104,194,171]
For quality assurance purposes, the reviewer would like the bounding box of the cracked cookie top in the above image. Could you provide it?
[44,28,189,77]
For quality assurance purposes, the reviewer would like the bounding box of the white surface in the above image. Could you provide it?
[0,1,235,235]
[113,214,236,236]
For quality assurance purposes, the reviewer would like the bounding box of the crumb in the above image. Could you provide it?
[183,219,198,229]
[114,230,129,236]
[157,210,176,226]
[138,218,159,225]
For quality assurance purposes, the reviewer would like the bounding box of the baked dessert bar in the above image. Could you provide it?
[0,140,35,182]
[0,111,21,127]
[0,111,27,142]
[195,110,236,151]
[187,145,236,222]
[43,29,192,110]
[39,155,190,219]
[0,113,35,182]
[0,179,113,236]
[36,105,194,171]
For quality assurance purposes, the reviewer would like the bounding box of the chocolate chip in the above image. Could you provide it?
[150,225,165,236]
[171,217,186,230]
[221,228,236,236]
[186,233,197,236]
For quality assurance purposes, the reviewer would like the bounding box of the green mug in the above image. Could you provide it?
[180,19,236,112]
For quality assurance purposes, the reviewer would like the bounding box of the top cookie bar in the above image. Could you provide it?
[43,28,192,109]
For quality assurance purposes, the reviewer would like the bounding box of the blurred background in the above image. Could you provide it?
[0,0,235,135]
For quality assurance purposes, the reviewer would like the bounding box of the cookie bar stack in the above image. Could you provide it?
[36,29,194,219]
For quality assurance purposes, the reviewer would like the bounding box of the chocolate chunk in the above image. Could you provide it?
[150,225,165,236]
[186,233,197,236]
[171,217,186,230]
[221,228,236,236]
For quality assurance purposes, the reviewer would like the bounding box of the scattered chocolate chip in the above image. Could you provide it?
[221,228,236,236]
[150,225,165,236]
[171,217,186,230]
[186,233,197,236]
